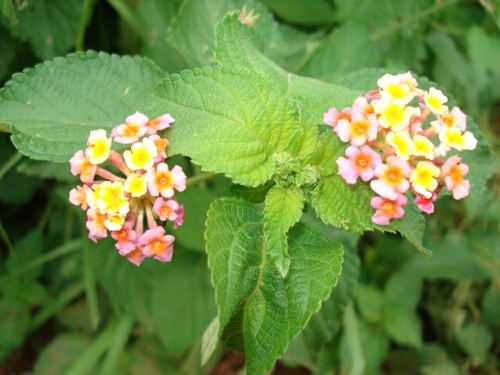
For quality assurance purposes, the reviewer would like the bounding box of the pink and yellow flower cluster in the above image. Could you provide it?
[324,73,477,225]
[69,112,186,266]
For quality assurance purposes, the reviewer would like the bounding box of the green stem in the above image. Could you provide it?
[0,239,82,283]
[371,0,460,40]
[0,220,15,255]
[98,315,135,375]
[75,0,96,51]
[106,0,146,39]
[29,281,85,332]
[83,236,100,330]
[343,303,365,375]
[186,172,216,187]
[66,318,120,375]
[0,152,23,180]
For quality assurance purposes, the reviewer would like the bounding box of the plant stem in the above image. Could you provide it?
[0,220,14,254]
[106,0,146,39]
[372,0,460,41]
[0,151,23,180]
[186,171,216,187]
[75,0,96,51]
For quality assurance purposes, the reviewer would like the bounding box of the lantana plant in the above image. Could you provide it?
[325,73,477,225]
[0,9,496,375]
[69,112,186,266]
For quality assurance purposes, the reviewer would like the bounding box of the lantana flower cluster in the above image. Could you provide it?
[69,112,186,266]
[324,73,477,225]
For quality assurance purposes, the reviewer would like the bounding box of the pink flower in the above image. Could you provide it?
[153,197,179,221]
[323,107,352,128]
[370,192,408,225]
[70,150,96,184]
[337,145,382,184]
[370,156,411,200]
[139,227,175,262]
[111,221,138,254]
[415,193,437,214]
[147,163,186,198]
[174,205,185,229]
[335,111,379,146]
[69,185,91,210]
[441,155,470,200]
[125,248,146,267]
[145,114,175,134]
[111,112,149,144]
[148,134,169,162]
[86,208,108,242]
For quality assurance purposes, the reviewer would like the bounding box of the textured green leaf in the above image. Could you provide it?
[283,223,359,369]
[263,185,304,276]
[147,67,298,186]
[300,23,379,83]
[205,197,343,375]
[10,0,82,60]
[0,51,166,162]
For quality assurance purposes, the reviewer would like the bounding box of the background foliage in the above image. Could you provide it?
[0,0,500,374]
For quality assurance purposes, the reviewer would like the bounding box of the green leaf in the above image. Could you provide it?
[356,284,385,323]
[383,270,422,312]
[457,322,493,363]
[167,0,243,67]
[10,0,82,60]
[402,232,491,282]
[33,334,90,375]
[151,251,216,356]
[0,298,30,361]
[136,0,186,73]
[282,220,360,370]
[263,185,304,276]
[382,308,422,348]
[205,197,343,375]
[215,13,360,111]
[1,51,167,162]
[256,0,335,26]
[172,187,220,252]
[147,67,298,186]
[300,23,379,83]
[16,159,77,182]
[7,229,45,280]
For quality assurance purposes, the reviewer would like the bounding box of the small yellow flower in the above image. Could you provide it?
[424,88,448,115]
[412,135,435,160]
[105,213,125,231]
[85,129,112,165]
[439,127,477,151]
[386,131,413,160]
[374,97,419,132]
[124,172,148,197]
[97,181,130,216]
[410,161,441,198]
[123,138,158,171]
